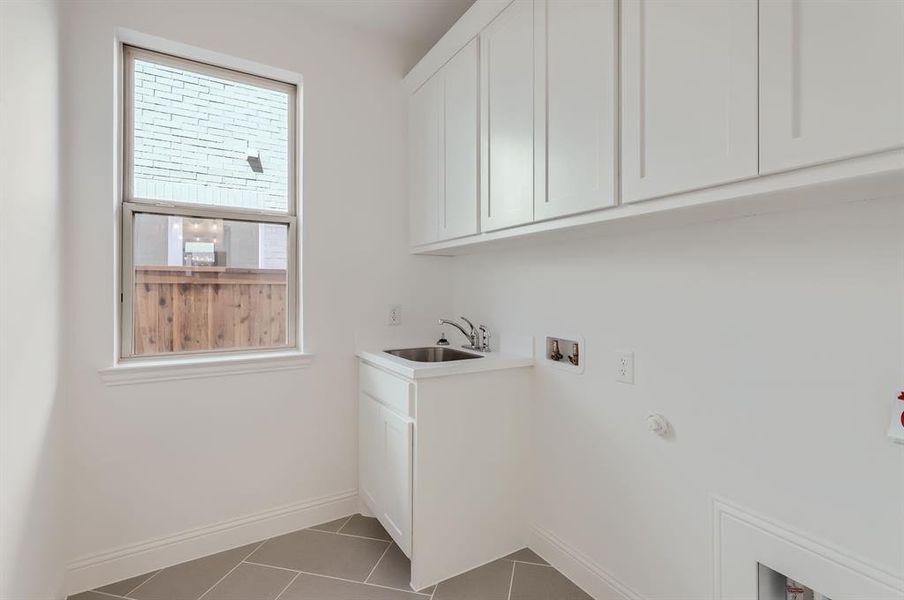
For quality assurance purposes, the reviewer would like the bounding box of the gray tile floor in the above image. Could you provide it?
[70,514,591,600]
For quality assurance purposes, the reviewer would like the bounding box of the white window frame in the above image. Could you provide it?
[120,45,299,361]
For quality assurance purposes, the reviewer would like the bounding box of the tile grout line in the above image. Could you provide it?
[330,530,394,543]
[121,570,161,597]
[85,591,129,600]
[506,560,516,600]
[327,513,394,543]
[121,562,166,598]
[320,524,394,543]
[288,566,433,597]
[272,571,301,600]
[364,541,393,584]
[309,514,356,535]
[508,559,552,567]
[333,513,356,533]
[243,560,302,574]
[195,540,267,600]
[241,561,431,597]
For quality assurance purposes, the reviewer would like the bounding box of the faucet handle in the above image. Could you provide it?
[460,316,476,332]
[478,324,490,352]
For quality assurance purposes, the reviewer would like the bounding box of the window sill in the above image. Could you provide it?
[98,350,314,386]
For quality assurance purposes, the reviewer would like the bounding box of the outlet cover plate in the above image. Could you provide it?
[616,351,634,384]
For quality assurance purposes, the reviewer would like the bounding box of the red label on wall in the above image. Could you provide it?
[891,392,904,444]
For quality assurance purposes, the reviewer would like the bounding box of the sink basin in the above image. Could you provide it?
[384,347,483,362]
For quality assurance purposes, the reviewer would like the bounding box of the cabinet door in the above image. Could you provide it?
[358,392,383,513]
[440,38,480,241]
[759,0,904,173]
[379,406,413,557]
[409,75,443,246]
[480,0,536,231]
[537,0,617,220]
[621,0,758,203]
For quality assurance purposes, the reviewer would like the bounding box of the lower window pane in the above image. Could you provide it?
[132,213,289,356]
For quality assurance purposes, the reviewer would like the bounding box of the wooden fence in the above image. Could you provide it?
[133,266,287,355]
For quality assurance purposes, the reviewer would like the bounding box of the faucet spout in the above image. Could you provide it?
[439,319,475,346]
[437,318,490,351]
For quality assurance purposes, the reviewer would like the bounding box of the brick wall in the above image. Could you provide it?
[132,59,290,212]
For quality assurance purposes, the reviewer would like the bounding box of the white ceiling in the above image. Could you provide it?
[300,0,476,61]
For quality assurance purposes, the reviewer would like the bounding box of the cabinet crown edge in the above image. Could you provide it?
[404,0,510,93]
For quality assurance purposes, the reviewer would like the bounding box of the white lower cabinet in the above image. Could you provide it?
[377,405,413,555]
[357,392,383,513]
[358,364,413,557]
[357,358,532,591]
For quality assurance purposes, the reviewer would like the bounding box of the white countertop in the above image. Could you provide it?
[356,345,534,380]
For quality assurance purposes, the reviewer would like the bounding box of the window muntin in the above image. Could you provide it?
[122,46,298,359]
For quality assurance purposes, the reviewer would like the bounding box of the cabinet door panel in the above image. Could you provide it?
[409,76,442,246]
[379,406,413,557]
[621,0,758,202]
[759,0,904,173]
[358,392,382,513]
[480,0,535,231]
[441,38,480,241]
[538,0,617,220]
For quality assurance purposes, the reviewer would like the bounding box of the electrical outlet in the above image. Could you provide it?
[616,351,634,384]
[388,305,402,326]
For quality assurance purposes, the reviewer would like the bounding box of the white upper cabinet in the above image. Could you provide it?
[440,38,480,241]
[406,0,904,252]
[536,0,618,221]
[759,0,904,174]
[408,74,442,246]
[621,0,758,203]
[480,0,536,232]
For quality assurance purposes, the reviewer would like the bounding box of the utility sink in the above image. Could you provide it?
[384,347,483,362]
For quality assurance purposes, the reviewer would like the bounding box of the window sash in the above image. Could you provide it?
[121,202,298,359]
[120,46,300,360]
[122,45,298,217]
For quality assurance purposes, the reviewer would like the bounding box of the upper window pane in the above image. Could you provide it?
[131,55,291,211]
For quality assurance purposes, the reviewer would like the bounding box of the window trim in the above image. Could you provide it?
[120,45,300,362]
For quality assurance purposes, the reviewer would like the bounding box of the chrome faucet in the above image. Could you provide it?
[438,317,490,352]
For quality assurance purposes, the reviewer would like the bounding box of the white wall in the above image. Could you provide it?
[452,198,904,598]
[0,1,66,598]
[60,0,452,571]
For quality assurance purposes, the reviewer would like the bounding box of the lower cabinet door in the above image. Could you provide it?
[379,406,413,557]
[358,392,383,513]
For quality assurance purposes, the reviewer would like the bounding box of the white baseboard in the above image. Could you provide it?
[529,526,646,600]
[66,489,357,596]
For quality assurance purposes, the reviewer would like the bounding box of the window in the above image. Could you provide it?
[121,46,298,358]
